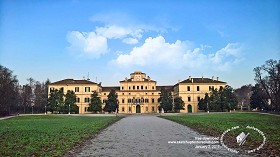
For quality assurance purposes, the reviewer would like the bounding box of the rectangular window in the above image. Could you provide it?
[103,99,106,103]
[129,107,131,112]
[152,106,155,111]
[122,99,125,103]
[122,86,124,90]
[152,86,154,90]
[75,87,79,92]
[50,88,54,92]
[152,98,155,103]
[188,97,191,102]
[141,86,143,90]
[60,87,64,93]
[129,86,131,90]
[197,86,200,91]
[85,87,90,92]
[85,97,90,103]
[209,86,212,91]
[197,96,201,102]
[133,86,135,90]
[146,107,148,111]
[122,107,125,112]
[137,86,139,90]
[145,99,149,103]
[187,86,190,91]
[145,86,147,89]
[76,97,80,103]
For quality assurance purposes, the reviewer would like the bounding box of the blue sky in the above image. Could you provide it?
[0,0,279,88]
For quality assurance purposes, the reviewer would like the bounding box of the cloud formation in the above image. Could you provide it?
[66,31,108,58]
[66,25,144,57]
[113,36,242,71]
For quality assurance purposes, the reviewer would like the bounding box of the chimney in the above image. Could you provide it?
[191,78,193,83]
[212,76,214,81]
[189,76,191,80]
[217,77,219,81]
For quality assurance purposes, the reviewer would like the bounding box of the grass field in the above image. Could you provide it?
[0,115,121,156]
[162,113,280,156]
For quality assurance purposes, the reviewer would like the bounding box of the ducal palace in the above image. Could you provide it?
[48,71,226,114]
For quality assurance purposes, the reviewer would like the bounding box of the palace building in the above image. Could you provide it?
[48,71,226,114]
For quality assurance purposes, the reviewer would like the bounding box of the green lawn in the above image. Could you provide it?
[0,115,121,156]
[162,113,280,156]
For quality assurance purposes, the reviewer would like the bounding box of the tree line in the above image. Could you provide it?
[234,59,280,112]
[0,65,50,116]
[47,89,79,114]
[47,88,119,114]
[198,85,238,112]
[158,88,185,113]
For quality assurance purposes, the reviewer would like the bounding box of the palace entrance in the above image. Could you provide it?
[187,104,192,113]
[136,105,141,113]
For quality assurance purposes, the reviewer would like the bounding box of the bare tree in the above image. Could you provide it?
[0,65,19,116]
[234,85,252,110]
[254,59,280,111]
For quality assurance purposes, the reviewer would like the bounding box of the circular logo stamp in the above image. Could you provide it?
[220,125,266,154]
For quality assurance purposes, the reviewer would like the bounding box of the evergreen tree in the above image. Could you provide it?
[223,85,238,111]
[47,88,64,113]
[158,88,173,112]
[88,91,102,113]
[200,86,237,112]
[65,90,78,114]
[174,96,184,112]
[103,89,119,113]
[250,84,268,110]
[209,88,220,111]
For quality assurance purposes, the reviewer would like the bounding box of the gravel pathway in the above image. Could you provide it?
[70,115,242,157]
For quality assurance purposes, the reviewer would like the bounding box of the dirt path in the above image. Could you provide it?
[68,115,242,157]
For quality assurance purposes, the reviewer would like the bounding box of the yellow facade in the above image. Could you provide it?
[48,72,226,114]
[173,76,226,113]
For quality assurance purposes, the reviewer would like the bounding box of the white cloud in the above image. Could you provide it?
[66,31,108,58]
[66,25,145,57]
[210,43,241,64]
[113,36,242,72]
[115,36,186,67]
[122,38,139,44]
[95,25,143,43]
[96,25,132,39]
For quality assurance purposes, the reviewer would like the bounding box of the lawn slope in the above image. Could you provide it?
[0,115,120,156]
[162,113,280,156]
